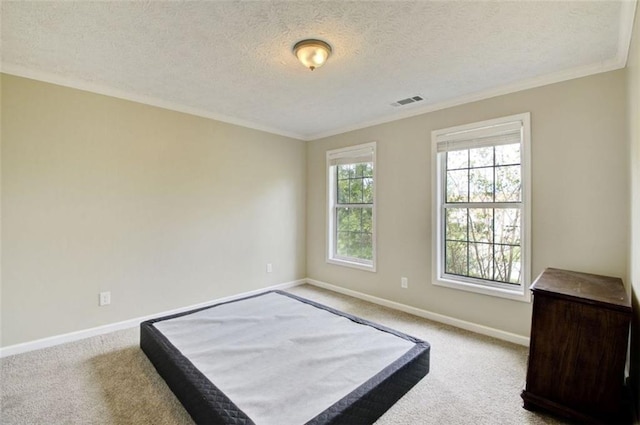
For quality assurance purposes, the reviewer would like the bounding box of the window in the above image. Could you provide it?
[327,142,376,271]
[432,113,531,301]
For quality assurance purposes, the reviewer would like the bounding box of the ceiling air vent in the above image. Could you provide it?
[391,95,424,107]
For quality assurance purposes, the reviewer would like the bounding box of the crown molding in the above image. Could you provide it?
[309,2,638,141]
[3,0,636,145]
[308,57,627,141]
[618,0,639,67]
[0,63,306,141]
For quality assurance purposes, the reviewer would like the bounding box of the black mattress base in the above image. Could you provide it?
[140,290,430,425]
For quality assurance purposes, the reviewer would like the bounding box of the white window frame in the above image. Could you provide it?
[431,113,531,302]
[326,142,377,272]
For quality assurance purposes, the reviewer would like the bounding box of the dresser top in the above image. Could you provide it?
[530,268,631,311]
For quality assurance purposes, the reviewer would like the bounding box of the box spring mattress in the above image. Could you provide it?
[140,290,430,424]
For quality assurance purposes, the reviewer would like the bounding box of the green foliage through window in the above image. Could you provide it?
[335,163,374,262]
[443,143,522,285]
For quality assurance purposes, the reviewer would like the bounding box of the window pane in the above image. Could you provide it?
[469,208,493,243]
[336,231,349,257]
[337,208,350,231]
[495,208,520,245]
[355,163,367,177]
[445,241,468,276]
[362,208,372,233]
[336,207,358,232]
[363,177,373,203]
[495,143,520,166]
[337,165,350,180]
[360,233,373,260]
[447,150,468,170]
[335,206,373,261]
[446,169,468,202]
[362,163,373,177]
[445,208,467,241]
[468,242,493,280]
[469,147,493,168]
[349,178,364,203]
[347,231,360,257]
[349,208,362,231]
[337,178,349,204]
[494,245,521,284]
[469,168,494,202]
[495,165,521,202]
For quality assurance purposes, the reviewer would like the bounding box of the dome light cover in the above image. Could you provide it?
[293,39,332,71]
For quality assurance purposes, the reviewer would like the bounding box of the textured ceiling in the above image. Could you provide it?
[1,1,637,140]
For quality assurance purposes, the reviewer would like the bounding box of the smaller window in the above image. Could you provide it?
[327,142,376,271]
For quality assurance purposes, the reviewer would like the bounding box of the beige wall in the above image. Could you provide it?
[307,70,629,337]
[1,74,307,347]
[626,5,640,418]
[0,76,3,347]
[0,59,633,353]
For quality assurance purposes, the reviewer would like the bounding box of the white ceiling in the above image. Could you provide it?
[1,1,637,141]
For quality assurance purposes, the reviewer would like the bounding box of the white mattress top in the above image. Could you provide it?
[153,292,415,425]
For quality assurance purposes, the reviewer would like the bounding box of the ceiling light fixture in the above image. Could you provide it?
[293,39,332,71]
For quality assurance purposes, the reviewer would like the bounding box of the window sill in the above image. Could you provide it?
[327,257,376,273]
[433,276,530,302]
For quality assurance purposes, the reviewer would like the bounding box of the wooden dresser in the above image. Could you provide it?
[521,268,632,423]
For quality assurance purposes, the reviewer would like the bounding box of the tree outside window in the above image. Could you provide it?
[327,143,376,271]
[432,113,530,301]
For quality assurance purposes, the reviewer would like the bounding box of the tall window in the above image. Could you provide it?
[327,142,376,271]
[432,114,530,301]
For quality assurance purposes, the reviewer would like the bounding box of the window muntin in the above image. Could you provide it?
[335,162,373,261]
[327,143,376,271]
[443,143,522,285]
[432,114,530,300]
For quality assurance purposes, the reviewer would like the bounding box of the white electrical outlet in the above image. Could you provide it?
[266,263,273,273]
[99,291,111,306]
[401,277,408,289]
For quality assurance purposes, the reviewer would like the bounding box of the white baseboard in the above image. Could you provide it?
[1,277,529,358]
[0,279,305,358]
[306,278,530,346]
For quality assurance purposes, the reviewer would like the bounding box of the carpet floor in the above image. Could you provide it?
[1,284,569,424]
